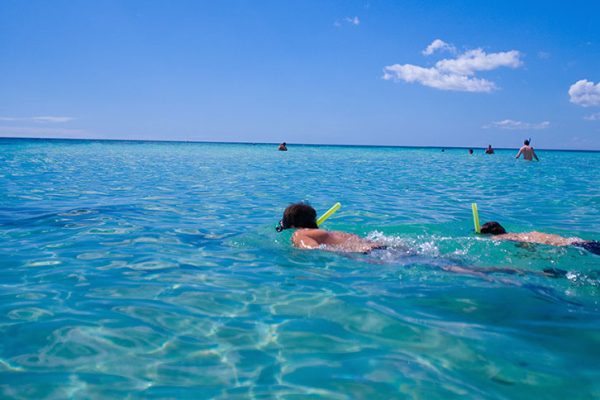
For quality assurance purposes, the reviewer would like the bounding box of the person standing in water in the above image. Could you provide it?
[485,145,495,154]
[515,139,539,161]
[278,142,288,151]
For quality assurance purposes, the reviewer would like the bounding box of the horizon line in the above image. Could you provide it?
[0,136,599,153]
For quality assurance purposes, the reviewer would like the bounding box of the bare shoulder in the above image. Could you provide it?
[490,233,512,241]
[493,232,537,242]
[292,229,327,240]
[291,229,328,248]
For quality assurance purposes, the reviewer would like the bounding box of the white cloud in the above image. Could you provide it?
[383,45,523,93]
[0,116,74,123]
[584,112,600,121]
[345,16,360,25]
[483,119,550,130]
[568,79,600,107]
[537,51,550,59]
[383,64,497,92]
[335,16,360,27]
[435,49,522,75]
[32,116,74,123]
[0,126,86,138]
[422,39,456,56]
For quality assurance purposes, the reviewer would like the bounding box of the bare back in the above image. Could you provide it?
[516,145,538,161]
[492,231,581,246]
[292,229,382,252]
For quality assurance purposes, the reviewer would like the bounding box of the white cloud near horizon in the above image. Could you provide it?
[383,43,523,93]
[422,39,456,56]
[0,116,74,123]
[568,79,600,107]
[0,126,86,138]
[483,119,550,130]
[584,112,600,121]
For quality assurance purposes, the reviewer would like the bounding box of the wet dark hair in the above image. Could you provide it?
[480,221,507,235]
[524,139,530,145]
[276,203,318,231]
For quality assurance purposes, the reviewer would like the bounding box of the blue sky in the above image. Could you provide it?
[1,0,599,149]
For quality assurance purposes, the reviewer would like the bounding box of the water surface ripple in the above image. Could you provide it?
[0,140,599,399]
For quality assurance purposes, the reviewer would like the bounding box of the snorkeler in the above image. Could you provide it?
[275,204,578,281]
[515,139,539,161]
[276,203,383,253]
[480,221,600,255]
[278,142,288,151]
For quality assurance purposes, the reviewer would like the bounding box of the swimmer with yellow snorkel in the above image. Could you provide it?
[276,202,385,253]
[472,203,600,255]
[278,202,600,256]
[276,202,587,279]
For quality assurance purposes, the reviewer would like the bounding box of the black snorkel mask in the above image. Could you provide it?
[275,219,288,232]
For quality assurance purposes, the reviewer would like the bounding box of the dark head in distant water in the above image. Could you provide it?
[276,203,318,232]
[480,221,507,235]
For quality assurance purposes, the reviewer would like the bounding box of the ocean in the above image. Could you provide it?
[0,138,598,398]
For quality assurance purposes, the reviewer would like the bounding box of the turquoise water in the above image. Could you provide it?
[0,139,599,399]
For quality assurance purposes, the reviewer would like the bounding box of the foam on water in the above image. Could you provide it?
[0,139,599,398]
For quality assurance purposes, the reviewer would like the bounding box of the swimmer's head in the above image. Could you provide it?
[480,221,507,235]
[276,203,318,232]
[524,139,530,145]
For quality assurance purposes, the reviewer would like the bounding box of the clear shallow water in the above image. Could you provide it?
[0,139,599,399]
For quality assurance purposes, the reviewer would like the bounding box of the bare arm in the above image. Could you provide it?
[515,148,523,159]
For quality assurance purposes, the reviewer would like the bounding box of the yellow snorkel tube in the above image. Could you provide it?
[317,202,341,226]
[471,203,481,233]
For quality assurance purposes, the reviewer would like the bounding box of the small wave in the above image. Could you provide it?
[366,231,441,257]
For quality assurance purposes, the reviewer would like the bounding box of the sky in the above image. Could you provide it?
[1,0,599,149]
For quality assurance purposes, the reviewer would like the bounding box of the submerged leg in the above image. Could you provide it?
[574,241,600,256]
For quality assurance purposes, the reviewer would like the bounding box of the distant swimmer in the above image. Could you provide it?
[485,145,495,154]
[468,148,473,154]
[480,221,600,255]
[515,139,539,161]
[278,142,288,151]
[276,203,384,253]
